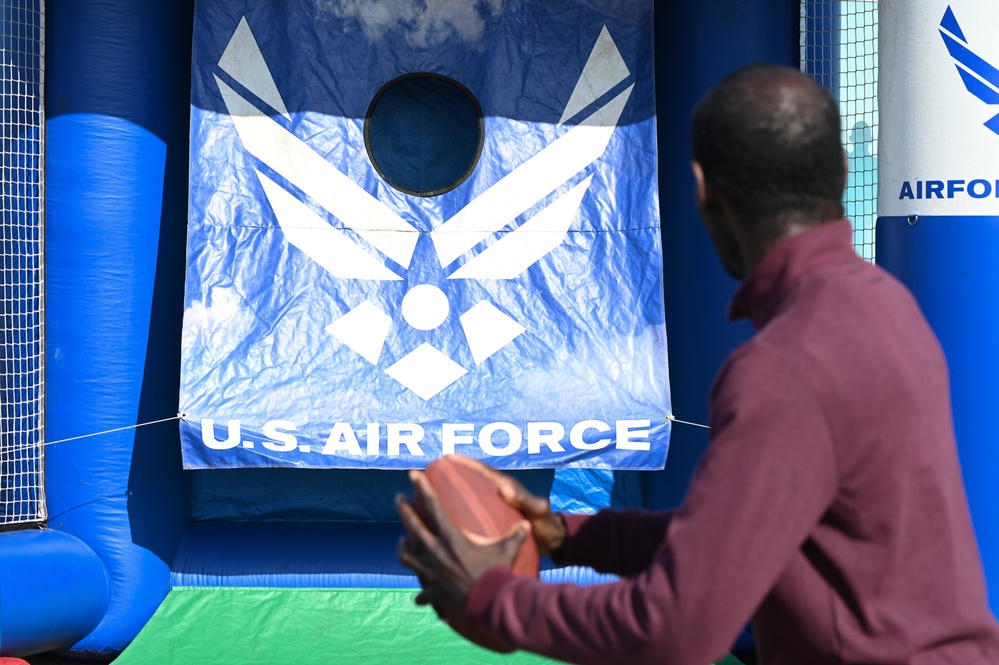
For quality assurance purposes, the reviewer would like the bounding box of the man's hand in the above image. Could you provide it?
[449,455,568,558]
[396,469,529,618]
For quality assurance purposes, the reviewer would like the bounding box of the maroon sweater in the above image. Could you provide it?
[466,221,999,664]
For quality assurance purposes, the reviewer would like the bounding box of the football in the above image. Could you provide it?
[416,454,540,652]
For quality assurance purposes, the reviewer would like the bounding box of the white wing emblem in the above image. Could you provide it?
[215,17,634,399]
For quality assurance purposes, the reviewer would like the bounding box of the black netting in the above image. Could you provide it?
[802,1,878,262]
[0,0,44,525]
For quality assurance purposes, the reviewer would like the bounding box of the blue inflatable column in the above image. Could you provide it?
[0,530,110,656]
[45,0,194,654]
[876,0,999,615]
[648,0,799,508]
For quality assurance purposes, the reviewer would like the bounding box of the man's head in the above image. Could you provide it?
[691,64,846,279]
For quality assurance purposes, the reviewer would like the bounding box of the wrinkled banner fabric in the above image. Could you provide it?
[180,0,670,470]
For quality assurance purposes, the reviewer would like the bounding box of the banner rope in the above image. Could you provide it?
[665,415,711,430]
[19,415,184,451]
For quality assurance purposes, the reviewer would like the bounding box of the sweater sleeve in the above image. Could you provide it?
[555,509,674,576]
[465,344,839,665]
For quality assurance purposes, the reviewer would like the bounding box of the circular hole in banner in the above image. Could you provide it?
[365,73,483,197]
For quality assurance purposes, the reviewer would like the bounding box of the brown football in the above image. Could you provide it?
[416,454,540,652]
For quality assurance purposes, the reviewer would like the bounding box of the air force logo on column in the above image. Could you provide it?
[896,6,999,203]
[939,5,999,138]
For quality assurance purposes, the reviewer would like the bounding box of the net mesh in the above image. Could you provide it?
[0,0,44,526]
[801,0,879,262]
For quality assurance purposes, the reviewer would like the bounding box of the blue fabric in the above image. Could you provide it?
[0,529,110,656]
[46,0,194,654]
[171,521,615,589]
[877,215,999,620]
[182,0,669,470]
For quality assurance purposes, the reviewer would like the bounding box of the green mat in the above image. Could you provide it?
[113,587,744,665]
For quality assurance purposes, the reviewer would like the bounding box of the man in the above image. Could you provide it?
[396,64,999,664]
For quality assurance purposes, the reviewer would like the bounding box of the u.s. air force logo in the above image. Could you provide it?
[896,5,999,203]
[213,17,634,400]
[939,5,999,139]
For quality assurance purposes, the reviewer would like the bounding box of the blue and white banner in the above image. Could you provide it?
[180,0,670,469]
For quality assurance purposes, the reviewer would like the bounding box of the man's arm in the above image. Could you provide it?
[555,509,674,576]
[465,344,838,665]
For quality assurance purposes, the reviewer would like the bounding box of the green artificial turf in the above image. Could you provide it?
[113,587,744,664]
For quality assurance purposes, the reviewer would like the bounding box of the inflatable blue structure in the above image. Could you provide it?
[0,0,992,662]
[0,0,807,659]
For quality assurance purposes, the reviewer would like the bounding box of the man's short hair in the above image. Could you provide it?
[692,63,846,237]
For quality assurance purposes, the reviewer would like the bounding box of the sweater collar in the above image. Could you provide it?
[728,220,856,328]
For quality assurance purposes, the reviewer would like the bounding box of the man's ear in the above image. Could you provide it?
[692,161,708,209]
